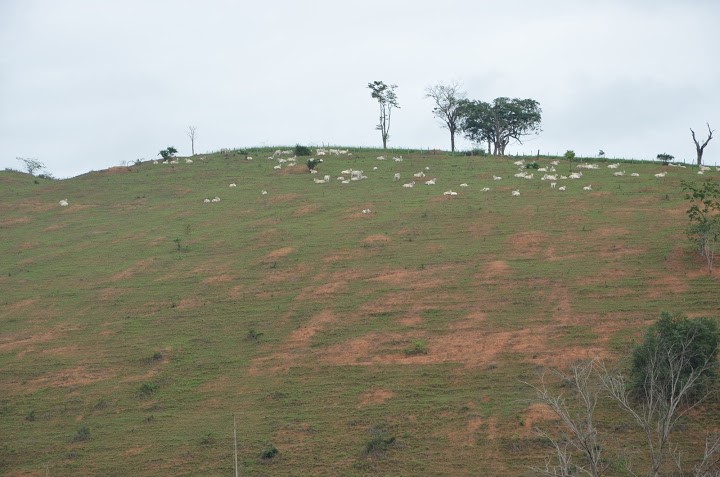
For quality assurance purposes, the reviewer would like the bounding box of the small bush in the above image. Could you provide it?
[200,432,216,446]
[465,148,487,157]
[307,158,323,171]
[73,425,91,442]
[564,150,576,161]
[25,410,36,422]
[630,312,719,401]
[260,444,279,460]
[294,145,312,156]
[404,339,429,356]
[364,428,396,457]
[139,382,158,397]
[247,329,264,343]
[657,153,674,165]
[525,162,540,170]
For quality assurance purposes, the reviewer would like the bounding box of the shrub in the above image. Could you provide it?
[307,158,323,171]
[200,432,216,446]
[404,339,428,356]
[260,444,279,460]
[525,162,540,170]
[657,153,674,165]
[630,312,719,401]
[139,382,158,397]
[294,145,312,156]
[73,425,91,442]
[564,150,576,161]
[364,427,396,457]
[247,329,264,343]
[465,148,487,157]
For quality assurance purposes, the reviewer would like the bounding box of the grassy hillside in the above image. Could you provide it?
[1,149,718,476]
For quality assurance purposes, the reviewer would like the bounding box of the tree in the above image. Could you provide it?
[532,313,720,477]
[682,180,720,272]
[16,157,46,176]
[368,81,399,149]
[459,97,542,156]
[187,126,197,156]
[425,81,466,152]
[158,146,178,162]
[657,153,674,166]
[691,123,714,166]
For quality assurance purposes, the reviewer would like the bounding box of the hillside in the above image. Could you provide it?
[1,149,718,476]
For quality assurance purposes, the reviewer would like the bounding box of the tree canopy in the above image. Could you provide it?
[425,81,466,152]
[459,97,542,156]
[368,81,399,149]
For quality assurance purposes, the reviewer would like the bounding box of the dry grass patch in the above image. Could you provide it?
[358,389,396,407]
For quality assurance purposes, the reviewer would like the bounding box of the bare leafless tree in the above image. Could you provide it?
[532,339,719,477]
[187,126,197,156]
[691,123,714,166]
[600,333,717,477]
[530,359,604,477]
[425,81,466,152]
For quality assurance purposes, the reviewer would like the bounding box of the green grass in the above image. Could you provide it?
[0,149,718,476]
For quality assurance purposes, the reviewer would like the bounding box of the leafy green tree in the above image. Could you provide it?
[368,81,399,149]
[682,179,720,272]
[564,150,576,161]
[459,97,542,156]
[630,312,719,402]
[158,146,178,162]
[425,81,466,152]
[657,153,674,165]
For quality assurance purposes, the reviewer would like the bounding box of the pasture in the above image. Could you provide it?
[1,149,718,476]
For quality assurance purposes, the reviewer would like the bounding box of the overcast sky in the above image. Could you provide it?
[1,0,719,178]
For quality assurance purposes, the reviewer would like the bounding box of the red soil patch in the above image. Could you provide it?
[110,258,155,281]
[43,223,66,232]
[16,241,37,250]
[264,246,295,260]
[0,217,31,228]
[362,234,391,246]
[322,249,357,263]
[445,416,485,446]
[103,166,133,174]
[287,310,337,347]
[594,227,630,238]
[521,402,559,436]
[358,389,396,407]
[301,280,347,298]
[124,445,151,457]
[368,265,456,290]
[24,366,114,392]
[508,231,549,257]
[202,274,235,285]
[175,297,203,310]
[268,193,300,204]
[293,203,319,217]
[0,328,59,353]
[484,260,511,277]
[278,165,308,175]
[647,274,689,297]
[98,288,124,301]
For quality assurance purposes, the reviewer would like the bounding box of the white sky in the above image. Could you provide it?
[1,0,719,178]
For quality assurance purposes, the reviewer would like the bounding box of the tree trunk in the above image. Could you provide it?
[191,139,195,156]
[697,149,703,166]
[450,129,455,152]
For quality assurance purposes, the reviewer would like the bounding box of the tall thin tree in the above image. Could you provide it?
[187,126,197,156]
[691,123,714,166]
[425,81,466,152]
[368,81,399,149]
